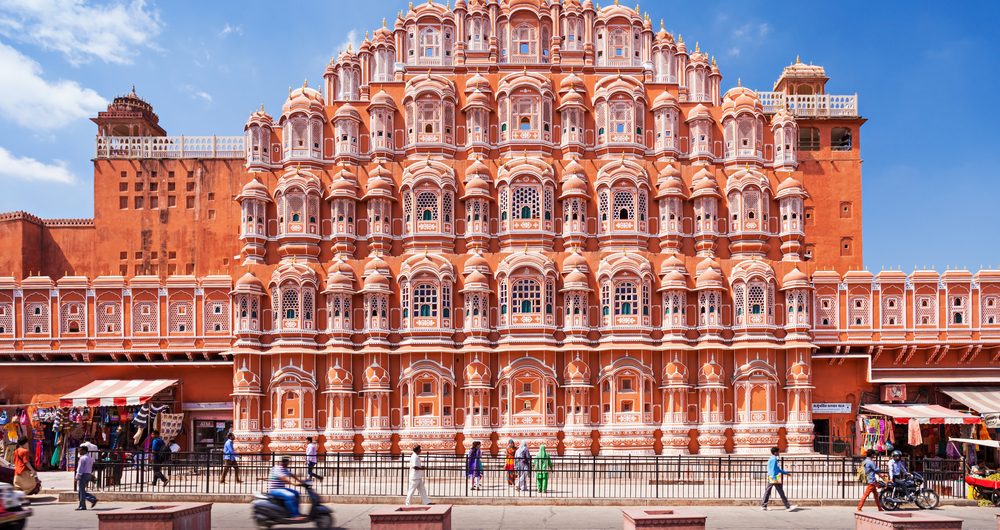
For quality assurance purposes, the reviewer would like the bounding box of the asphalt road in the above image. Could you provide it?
[19,496,1000,529]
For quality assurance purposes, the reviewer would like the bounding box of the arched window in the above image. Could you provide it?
[615,281,638,315]
[416,191,438,222]
[512,186,539,220]
[420,27,440,58]
[511,279,541,314]
[413,283,438,317]
[512,24,535,57]
[613,190,634,220]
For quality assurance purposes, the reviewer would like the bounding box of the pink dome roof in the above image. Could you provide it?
[464,357,491,387]
[465,159,490,177]
[781,267,809,290]
[233,364,261,392]
[686,103,712,122]
[564,251,589,271]
[334,103,361,120]
[563,158,585,175]
[327,359,354,388]
[364,271,389,289]
[235,272,264,290]
[368,90,397,110]
[564,356,591,384]
[662,360,688,384]
[282,84,324,116]
[464,253,490,271]
[787,360,810,384]
[698,359,724,385]
[364,359,390,389]
[364,255,388,273]
[559,72,585,93]
[652,90,678,110]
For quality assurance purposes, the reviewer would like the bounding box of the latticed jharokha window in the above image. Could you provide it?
[413,283,438,317]
[169,301,193,332]
[205,300,229,333]
[614,282,638,315]
[416,191,439,221]
[512,186,540,220]
[798,127,820,151]
[511,279,541,314]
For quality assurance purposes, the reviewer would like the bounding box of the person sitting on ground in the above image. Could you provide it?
[269,455,307,522]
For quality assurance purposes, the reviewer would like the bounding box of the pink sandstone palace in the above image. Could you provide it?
[1,0,997,457]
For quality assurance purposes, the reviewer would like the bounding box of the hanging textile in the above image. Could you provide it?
[159,413,183,442]
[908,418,923,446]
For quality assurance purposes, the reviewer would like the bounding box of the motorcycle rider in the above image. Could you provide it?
[268,455,307,523]
[888,450,915,501]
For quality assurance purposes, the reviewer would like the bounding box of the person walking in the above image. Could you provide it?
[220,432,241,484]
[514,441,532,492]
[305,436,323,481]
[466,441,484,491]
[149,430,169,486]
[761,447,798,511]
[535,444,552,493]
[74,445,98,511]
[857,449,886,511]
[405,445,430,506]
[12,437,38,494]
[504,440,517,486]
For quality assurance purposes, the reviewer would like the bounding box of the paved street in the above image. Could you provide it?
[21,497,1000,529]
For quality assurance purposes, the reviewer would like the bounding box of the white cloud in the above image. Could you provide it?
[183,83,213,103]
[0,0,162,65]
[727,47,741,57]
[219,23,242,37]
[0,42,106,130]
[336,29,359,55]
[0,146,76,184]
[731,22,770,41]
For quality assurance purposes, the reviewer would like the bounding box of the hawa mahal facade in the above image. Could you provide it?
[2,0,998,456]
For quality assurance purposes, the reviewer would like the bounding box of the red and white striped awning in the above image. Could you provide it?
[862,403,980,424]
[941,387,1000,414]
[59,379,177,407]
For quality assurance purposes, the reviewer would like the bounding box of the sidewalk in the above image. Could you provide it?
[21,499,1000,529]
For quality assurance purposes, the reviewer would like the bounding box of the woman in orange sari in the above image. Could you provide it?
[504,440,517,486]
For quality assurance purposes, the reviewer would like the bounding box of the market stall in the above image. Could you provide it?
[0,379,183,473]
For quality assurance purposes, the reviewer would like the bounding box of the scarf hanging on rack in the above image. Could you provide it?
[159,413,183,442]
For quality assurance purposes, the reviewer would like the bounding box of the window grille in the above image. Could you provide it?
[205,300,230,333]
[414,283,439,317]
[131,301,157,334]
[169,301,194,333]
[511,279,541,314]
[512,186,539,220]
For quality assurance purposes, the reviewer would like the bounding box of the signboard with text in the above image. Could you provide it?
[812,402,853,414]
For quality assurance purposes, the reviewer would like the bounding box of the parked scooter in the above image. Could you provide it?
[251,480,332,529]
[878,472,940,510]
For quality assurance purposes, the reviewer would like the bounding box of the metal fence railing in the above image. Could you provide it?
[76,452,970,501]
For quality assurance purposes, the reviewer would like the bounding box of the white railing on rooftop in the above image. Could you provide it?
[96,136,245,159]
[758,93,859,118]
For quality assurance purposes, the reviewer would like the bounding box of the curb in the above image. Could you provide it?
[53,491,980,508]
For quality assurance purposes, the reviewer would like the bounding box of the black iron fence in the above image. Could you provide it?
[77,451,969,501]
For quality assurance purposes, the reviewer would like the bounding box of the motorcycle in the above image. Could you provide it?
[251,480,333,529]
[878,472,940,510]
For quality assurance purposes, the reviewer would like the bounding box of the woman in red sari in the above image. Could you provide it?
[504,440,517,486]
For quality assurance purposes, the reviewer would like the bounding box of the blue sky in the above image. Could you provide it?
[0,0,997,271]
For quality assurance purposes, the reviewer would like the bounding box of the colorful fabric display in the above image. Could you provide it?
[908,418,923,446]
[159,413,183,442]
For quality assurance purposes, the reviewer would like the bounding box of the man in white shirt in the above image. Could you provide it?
[80,438,99,453]
[405,445,430,506]
[75,446,98,511]
[305,436,323,481]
